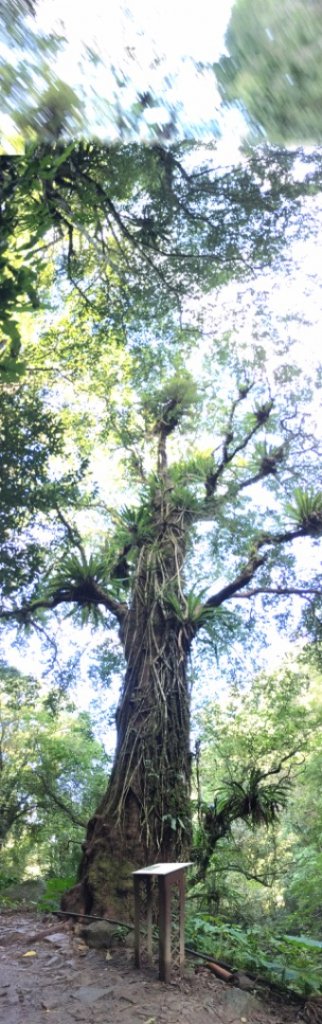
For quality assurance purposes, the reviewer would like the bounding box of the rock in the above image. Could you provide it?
[79,921,118,949]
[4,879,45,903]
[44,931,70,946]
[219,985,261,1018]
[123,930,135,948]
[233,971,255,991]
[71,985,110,1005]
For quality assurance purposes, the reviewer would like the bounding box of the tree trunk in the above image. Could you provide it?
[62,504,195,919]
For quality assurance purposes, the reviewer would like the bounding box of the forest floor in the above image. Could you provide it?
[0,911,317,1024]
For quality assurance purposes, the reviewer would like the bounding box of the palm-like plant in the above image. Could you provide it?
[199,764,293,874]
[165,588,215,626]
[48,549,108,596]
[218,767,292,827]
[286,489,322,537]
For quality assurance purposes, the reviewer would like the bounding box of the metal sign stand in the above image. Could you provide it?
[133,862,192,983]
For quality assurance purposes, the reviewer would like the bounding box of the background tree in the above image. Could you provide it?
[0,662,109,880]
[1,144,322,918]
[216,0,322,144]
[194,658,321,910]
[184,652,322,994]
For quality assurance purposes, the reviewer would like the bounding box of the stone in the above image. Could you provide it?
[44,932,70,948]
[79,921,118,949]
[233,971,255,991]
[219,986,261,1018]
[71,985,110,1005]
[0,987,19,1005]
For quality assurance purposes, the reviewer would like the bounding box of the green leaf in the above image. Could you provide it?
[284,935,322,950]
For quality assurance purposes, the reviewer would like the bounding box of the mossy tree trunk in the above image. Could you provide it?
[62,477,195,918]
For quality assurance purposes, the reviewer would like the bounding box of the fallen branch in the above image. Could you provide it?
[202,962,233,982]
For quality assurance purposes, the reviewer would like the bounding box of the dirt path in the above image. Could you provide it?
[0,912,304,1024]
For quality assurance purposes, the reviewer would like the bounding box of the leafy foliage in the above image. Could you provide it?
[186,915,322,995]
[189,655,322,995]
[217,0,322,144]
[37,875,77,912]
[214,769,291,827]
[0,663,109,877]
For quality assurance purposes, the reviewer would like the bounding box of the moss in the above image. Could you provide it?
[86,851,137,918]
[89,854,134,893]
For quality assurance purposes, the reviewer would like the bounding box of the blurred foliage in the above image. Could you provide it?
[0,1,221,145]
[0,1,77,149]
[217,0,322,144]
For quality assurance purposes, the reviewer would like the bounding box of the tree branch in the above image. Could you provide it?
[249,748,301,782]
[0,580,127,627]
[210,864,274,887]
[35,773,87,828]
[230,586,322,601]
[205,554,267,609]
[54,506,87,561]
[203,524,320,612]
[205,390,275,499]
[77,171,181,299]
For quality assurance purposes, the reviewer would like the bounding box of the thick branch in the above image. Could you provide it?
[0,580,127,626]
[242,749,301,784]
[205,554,267,609]
[211,865,274,886]
[204,524,319,612]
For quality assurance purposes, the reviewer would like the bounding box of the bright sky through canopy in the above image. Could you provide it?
[36,0,234,62]
[31,0,237,140]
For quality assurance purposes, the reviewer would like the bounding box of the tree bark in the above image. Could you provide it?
[62,501,194,919]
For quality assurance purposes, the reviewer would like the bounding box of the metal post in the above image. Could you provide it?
[178,871,185,966]
[133,875,141,969]
[158,874,172,984]
[146,875,153,965]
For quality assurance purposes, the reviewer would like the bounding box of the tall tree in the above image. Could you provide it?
[216,0,322,144]
[1,143,322,917]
